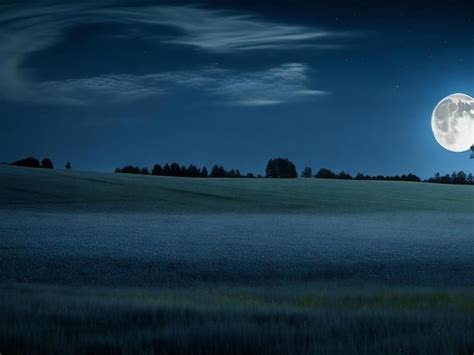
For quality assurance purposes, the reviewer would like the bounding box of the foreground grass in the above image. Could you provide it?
[1,283,474,355]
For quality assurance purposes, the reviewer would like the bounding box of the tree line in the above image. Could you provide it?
[114,158,299,178]
[115,163,260,178]
[10,157,54,169]
[5,157,72,170]
[302,167,421,182]
[114,158,425,182]
[4,156,474,185]
[425,171,474,185]
[303,167,474,184]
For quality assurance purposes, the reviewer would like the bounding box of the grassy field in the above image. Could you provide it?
[1,165,473,214]
[1,165,473,354]
[2,283,474,355]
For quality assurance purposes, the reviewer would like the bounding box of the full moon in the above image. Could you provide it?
[431,93,474,152]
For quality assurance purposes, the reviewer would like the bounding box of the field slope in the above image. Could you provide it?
[1,165,473,214]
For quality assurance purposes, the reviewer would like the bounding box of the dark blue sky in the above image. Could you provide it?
[1,0,473,177]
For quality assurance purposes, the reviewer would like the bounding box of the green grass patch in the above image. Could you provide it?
[1,283,474,355]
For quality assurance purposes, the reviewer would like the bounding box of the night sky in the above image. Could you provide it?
[1,0,473,177]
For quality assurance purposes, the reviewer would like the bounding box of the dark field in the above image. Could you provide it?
[1,166,473,354]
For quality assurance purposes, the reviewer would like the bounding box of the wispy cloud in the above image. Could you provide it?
[103,6,342,52]
[36,74,164,105]
[206,63,327,106]
[0,1,345,106]
[37,63,325,106]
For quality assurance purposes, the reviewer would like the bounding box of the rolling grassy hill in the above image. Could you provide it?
[1,165,473,214]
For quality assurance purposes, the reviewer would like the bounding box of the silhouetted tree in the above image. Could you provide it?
[265,158,297,178]
[187,164,200,177]
[65,161,72,170]
[440,174,451,184]
[115,161,252,179]
[11,157,40,168]
[170,163,181,176]
[352,171,420,183]
[162,163,170,176]
[115,165,149,175]
[220,165,226,177]
[121,166,140,174]
[452,171,467,184]
[401,173,421,182]
[428,171,472,184]
[315,168,336,179]
[337,171,352,180]
[301,167,312,178]
[210,164,226,177]
[210,165,220,177]
[41,158,54,169]
[451,171,457,182]
[152,164,162,176]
